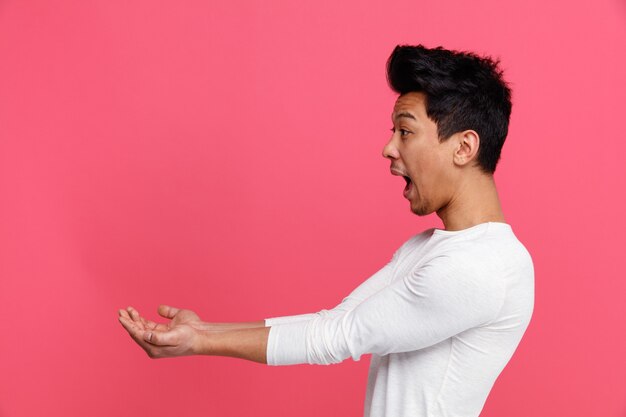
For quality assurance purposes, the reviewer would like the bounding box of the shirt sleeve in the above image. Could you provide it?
[264,246,403,327]
[266,252,505,366]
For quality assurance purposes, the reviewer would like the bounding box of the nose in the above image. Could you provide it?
[382,135,399,160]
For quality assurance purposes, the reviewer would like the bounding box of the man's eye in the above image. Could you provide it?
[390,127,410,136]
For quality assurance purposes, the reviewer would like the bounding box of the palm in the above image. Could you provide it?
[119,305,201,358]
[123,305,202,333]
[167,309,203,330]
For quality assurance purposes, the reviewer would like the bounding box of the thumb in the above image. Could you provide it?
[158,304,180,319]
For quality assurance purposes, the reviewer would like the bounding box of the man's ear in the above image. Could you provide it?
[452,130,480,167]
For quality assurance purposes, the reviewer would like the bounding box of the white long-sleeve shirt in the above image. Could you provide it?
[265,222,535,417]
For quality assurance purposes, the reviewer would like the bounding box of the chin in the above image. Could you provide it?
[410,200,433,216]
[410,205,427,216]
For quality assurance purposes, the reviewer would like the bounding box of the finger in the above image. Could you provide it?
[158,305,180,319]
[119,316,146,341]
[128,307,150,330]
[141,317,168,332]
[144,329,178,347]
[119,316,171,358]
[127,306,142,322]
[148,320,169,331]
[118,309,131,320]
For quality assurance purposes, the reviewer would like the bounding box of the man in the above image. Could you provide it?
[119,44,535,417]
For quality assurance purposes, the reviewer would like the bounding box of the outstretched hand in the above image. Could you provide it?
[118,305,205,358]
[119,304,270,363]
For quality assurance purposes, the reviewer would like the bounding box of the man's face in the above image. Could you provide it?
[382,91,457,216]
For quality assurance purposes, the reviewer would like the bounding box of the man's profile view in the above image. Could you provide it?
[119,44,535,417]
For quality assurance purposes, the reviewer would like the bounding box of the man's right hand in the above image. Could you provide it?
[118,304,270,363]
[118,305,203,358]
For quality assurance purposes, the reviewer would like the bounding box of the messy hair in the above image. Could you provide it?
[386,44,512,174]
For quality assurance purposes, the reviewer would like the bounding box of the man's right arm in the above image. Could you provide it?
[118,246,403,361]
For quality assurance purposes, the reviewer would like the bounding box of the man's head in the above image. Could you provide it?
[382,44,512,217]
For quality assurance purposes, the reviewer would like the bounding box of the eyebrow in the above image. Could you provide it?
[392,111,418,122]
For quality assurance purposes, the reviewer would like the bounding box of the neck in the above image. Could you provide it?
[436,173,506,231]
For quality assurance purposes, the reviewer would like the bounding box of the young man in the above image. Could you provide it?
[119,44,535,417]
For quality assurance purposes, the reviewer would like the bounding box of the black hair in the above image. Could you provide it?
[386,44,512,174]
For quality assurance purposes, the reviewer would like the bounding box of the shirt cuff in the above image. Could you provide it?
[266,321,309,366]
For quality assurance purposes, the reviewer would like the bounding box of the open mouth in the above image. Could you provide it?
[402,175,413,197]
[390,167,413,198]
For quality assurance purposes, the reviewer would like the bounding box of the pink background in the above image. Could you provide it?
[1,0,625,416]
